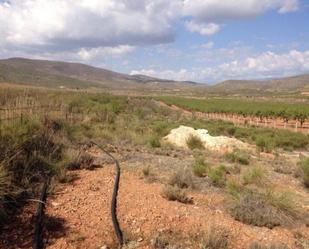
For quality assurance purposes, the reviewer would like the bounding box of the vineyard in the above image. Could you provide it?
[158,97,309,128]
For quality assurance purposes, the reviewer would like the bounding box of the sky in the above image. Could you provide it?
[0,0,308,83]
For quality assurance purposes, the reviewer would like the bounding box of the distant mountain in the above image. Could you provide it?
[210,74,309,93]
[1,57,308,94]
[0,57,198,90]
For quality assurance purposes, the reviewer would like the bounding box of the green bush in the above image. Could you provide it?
[299,158,309,188]
[186,135,204,150]
[256,137,273,152]
[242,167,265,185]
[208,165,228,187]
[225,152,250,165]
[149,135,161,148]
[192,157,208,177]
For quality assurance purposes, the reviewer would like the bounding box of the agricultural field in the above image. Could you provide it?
[158,97,309,121]
[0,87,309,249]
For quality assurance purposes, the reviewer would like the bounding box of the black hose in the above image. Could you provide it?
[32,178,49,249]
[90,141,124,246]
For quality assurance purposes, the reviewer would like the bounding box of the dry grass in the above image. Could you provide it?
[249,241,289,249]
[228,190,298,228]
[169,169,195,189]
[242,167,265,185]
[200,225,229,249]
[161,185,193,204]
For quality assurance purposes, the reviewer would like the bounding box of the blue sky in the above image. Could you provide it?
[0,0,308,83]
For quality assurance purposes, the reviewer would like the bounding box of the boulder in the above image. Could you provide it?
[162,125,247,153]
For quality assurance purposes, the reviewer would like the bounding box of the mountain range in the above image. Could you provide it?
[0,57,308,94]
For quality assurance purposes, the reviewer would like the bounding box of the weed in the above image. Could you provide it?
[169,169,195,189]
[225,152,249,165]
[249,241,289,249]
[200,225,229,249]
[142,166,151,177]
[229,189,297,228]
[299,158,309,188]
[186,135,204,150]
[161,185,193,204]
[192,157,208,177]
[149,135,161,148]
[242,167,265,185]
[208,165,228,187]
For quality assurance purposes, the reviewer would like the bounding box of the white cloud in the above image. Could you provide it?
[183,0,299,35]
[183,0,299,22]
[0,0,182,51]
[131,50,309,82]
[185,21,220,36]
[201,42,215,49]
[77,45,135,61]
[0,0,300,53]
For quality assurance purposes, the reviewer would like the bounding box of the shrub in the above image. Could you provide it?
[142,166,151,177]
[192,157,208,177]
[229,190,297,228]
[225,152,249,165]
[200,225,229,249]
[242,167,265,185]
[299,158,309,188]
[0,166,11,221]
[256,137,273,153]
[249,241,289,249]
[149,135,161,148]
[161,185,193,204]
[186,135,204,150]
[169,169,195,189]
[208,165,228,187]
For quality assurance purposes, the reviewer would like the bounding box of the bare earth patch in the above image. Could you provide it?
[45,164,307,249]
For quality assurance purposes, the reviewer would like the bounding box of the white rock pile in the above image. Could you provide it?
[162,125,247,153]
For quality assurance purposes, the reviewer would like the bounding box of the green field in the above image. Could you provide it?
[159,97,309,122]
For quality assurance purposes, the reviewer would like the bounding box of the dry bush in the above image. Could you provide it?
[151,231,184,249]
[65,150,95,170]
[249,241,289,249]
[161,185,193,204]
[242,167,265,185]
[169,169,195,189]
[200,225,229,249]
[229,190,297,228]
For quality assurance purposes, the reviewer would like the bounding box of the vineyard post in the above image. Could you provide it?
[295,122,298,132]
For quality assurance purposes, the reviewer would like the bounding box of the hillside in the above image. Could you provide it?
[0,58,198,90]
[210,74,309,93]
[1,58,309,94]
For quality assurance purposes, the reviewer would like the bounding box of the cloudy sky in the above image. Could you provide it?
[0,0,308,83]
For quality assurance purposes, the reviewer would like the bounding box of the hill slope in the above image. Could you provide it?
[210,74,309,93]
[0,58,198,90]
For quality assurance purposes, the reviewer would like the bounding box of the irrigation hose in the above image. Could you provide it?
[32,178,50,249]
[89,141,124,246]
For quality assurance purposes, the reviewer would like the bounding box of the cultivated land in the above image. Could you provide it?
[0,61,309,249]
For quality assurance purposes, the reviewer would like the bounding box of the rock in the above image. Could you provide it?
[162,125,248,152]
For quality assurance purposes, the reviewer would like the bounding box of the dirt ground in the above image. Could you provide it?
[41,147,308,249]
